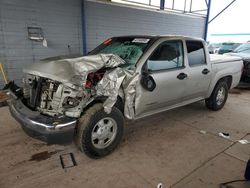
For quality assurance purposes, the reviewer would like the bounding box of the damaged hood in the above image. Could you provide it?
[23,54,126,87]
[23,53,138,120]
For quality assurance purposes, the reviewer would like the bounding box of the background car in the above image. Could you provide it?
[218,42,241,54]
[207,43,221,54]
[226,42,250,82]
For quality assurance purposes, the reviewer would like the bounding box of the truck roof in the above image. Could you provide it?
[111,35,204,41]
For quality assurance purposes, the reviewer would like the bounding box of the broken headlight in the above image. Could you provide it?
[62,96,81,109]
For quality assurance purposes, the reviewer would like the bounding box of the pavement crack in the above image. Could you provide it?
[170,133,249,188]
[223,152,247,163]
[170,116,243,143]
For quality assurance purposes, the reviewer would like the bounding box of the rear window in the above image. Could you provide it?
[186,41,206,66]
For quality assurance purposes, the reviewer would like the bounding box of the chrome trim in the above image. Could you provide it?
[8,99,77,133]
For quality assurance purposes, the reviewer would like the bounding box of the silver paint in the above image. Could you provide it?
[23,54,125,88]
[22,36,243,120]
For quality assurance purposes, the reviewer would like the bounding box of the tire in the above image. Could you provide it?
[205,80,228,111]
[75,103,124,158]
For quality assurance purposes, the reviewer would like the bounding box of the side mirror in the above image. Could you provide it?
[140,71,156,92]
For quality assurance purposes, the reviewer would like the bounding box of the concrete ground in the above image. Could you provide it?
[0,87,250,188]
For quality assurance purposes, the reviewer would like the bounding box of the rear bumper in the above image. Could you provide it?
[8,99,77,144]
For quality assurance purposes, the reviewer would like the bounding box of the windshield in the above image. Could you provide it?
[89,37,153,65]
[220,43,240,50]
[233,43,250,53]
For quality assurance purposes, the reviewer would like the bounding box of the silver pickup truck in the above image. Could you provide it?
[8,35,243,158]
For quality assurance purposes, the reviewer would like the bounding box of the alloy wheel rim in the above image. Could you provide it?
[91,117,117,149]
[216,87,225,106]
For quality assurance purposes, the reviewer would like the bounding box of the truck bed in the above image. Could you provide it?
[210,54,242,64]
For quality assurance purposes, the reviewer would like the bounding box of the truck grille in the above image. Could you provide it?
[27,77,59,110]
[29,77,43,109]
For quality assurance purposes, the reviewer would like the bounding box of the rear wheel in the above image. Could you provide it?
[205,81,228,111]
[75,103,124,158]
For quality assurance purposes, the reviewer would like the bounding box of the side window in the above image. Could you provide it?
[186,41,206,66]
[147,41,184,71]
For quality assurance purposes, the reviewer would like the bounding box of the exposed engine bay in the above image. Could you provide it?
[21,54,137,118]
[22,70,106,117]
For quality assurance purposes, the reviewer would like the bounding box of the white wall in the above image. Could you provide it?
[85,0,206,52]
[207,0,250,43]
[0,0,82,88]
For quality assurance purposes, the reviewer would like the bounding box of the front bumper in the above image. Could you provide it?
[8,99,77,144]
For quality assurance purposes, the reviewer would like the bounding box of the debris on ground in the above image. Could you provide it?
[60,153,77,169]
[157,183,163,188]
[199,130,207,134]
[219,132,230,139]
[238,139,250,144]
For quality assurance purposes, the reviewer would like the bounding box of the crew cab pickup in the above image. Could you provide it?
[7,35,243,158]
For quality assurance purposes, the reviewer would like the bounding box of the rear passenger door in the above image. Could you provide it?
[183,40,212,101]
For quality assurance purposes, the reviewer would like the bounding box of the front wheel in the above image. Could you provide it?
[205,81,228,111]
[75,103,124,158]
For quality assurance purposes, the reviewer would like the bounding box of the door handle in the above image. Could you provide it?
[177,73,188,80]
[202,68,210,75]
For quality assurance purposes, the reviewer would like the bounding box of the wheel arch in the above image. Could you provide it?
[83,95,125,115]
[206,75,232,98]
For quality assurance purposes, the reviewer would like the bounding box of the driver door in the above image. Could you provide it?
[135,40,188,118]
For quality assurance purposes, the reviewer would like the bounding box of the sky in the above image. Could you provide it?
[207,0,250,43]
[114,0,249,43]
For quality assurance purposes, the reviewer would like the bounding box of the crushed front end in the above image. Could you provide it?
[7,54,134,144]
[22,74,94,118]
[7,75,83,144]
